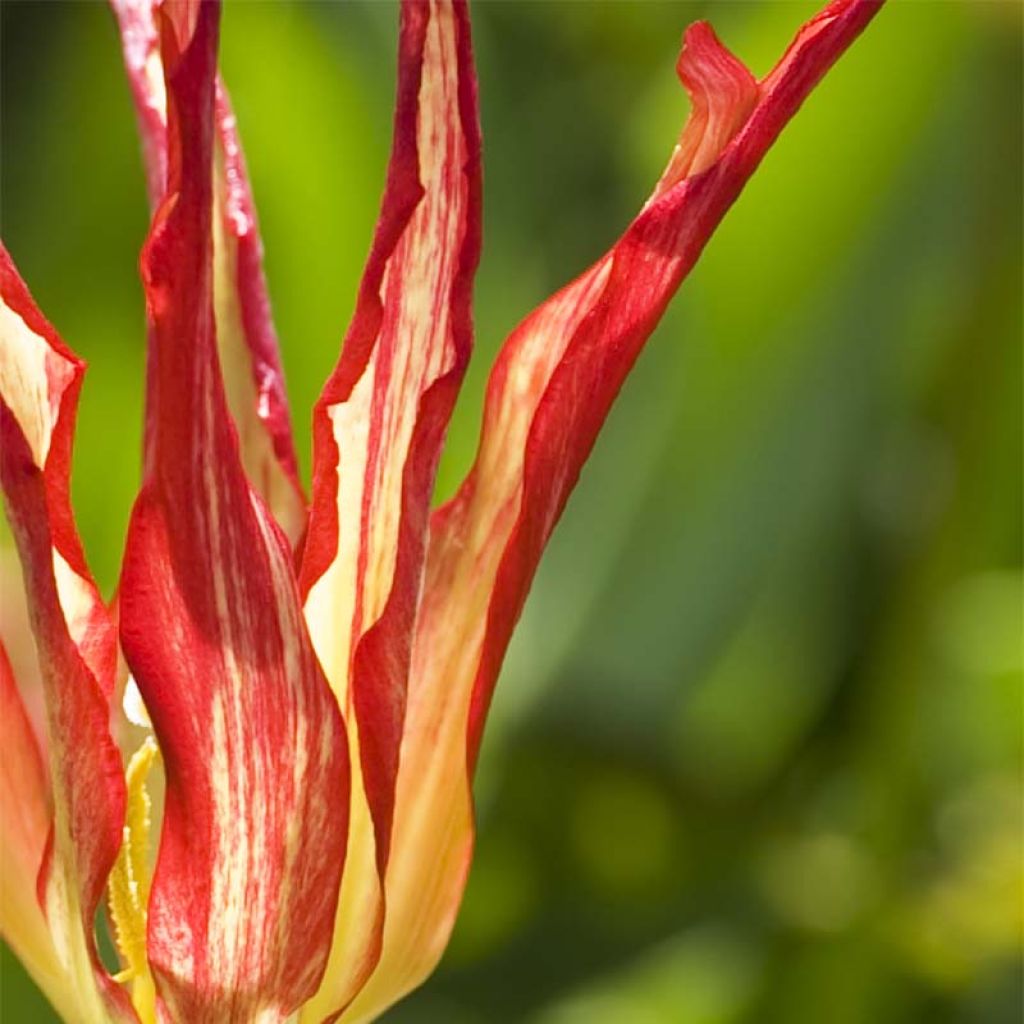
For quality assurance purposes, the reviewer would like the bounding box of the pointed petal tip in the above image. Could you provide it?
[657,21,760,191]
[676,21,754,89]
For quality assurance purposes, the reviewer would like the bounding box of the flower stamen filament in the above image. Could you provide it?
[107,735,160,1024]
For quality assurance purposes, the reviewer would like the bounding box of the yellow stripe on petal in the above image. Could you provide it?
[0,298,74,468]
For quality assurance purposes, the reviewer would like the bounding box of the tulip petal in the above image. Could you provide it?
[117,5,348,1022]
[298,0,480,1017]
[111,0,307,545]
[0,245,136,1022]
[341,2,884,1018]
[0,643,72,1021]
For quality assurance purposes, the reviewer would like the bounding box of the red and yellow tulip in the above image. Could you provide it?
[0,1,882,1021]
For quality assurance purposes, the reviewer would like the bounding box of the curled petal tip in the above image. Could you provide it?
[677,21,753,92]
[658,20,759,195]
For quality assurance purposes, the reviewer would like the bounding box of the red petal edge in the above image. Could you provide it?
[117,5,347,1022]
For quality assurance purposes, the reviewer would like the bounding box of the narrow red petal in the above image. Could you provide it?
[298,0,480,1017]
[0,244,135,1021]
[116,5,347,1021]
[342,2,884,1017]
[450,0,883,771]
[111,0,307,544]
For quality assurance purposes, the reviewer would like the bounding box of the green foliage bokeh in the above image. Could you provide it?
[1,2,1021,1021]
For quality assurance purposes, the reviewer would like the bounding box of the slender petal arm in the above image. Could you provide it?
[0,244,135,1023]
[342,2,884,1019]
[110,0,307,544]
[297,0,480,1018]
[455,0,884,760]
[117,5,347,1021]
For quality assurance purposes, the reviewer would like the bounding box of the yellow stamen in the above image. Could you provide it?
[107,736,160,1024]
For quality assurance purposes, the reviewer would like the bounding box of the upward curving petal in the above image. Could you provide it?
[0,244,135,1023]
[342,2,884,1019]
[298,0,481,1018]
[116,5,347,1021]
[110,0,307,545]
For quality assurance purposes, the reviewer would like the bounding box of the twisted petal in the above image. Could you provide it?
[297,0,481,1018]
[0,244,135,1022]
[343,2,884,1018]
[117,5,347,1021]
[111,0,307,545]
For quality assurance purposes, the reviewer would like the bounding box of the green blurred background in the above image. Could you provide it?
[1,1,1021,1021]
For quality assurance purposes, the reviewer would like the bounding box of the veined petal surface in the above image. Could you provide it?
[344,2,884,1019]
[0,244,135,1023]
[298,0,480,1018]
[117,5,347,1021]
[111,0,307,544]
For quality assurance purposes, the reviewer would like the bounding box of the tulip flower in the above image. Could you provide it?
[0,0,882,1021]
